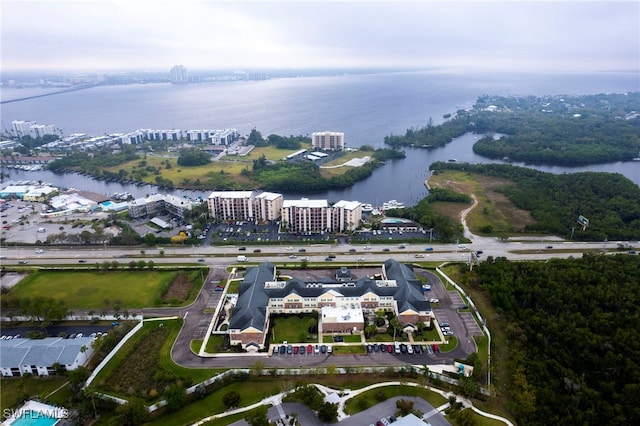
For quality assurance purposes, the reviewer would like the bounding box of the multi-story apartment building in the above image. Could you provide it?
[228,259,433,349]
[280,198,362,233]
[12,120,36,138]
[29,124,57,139]
[128,194,165,218]
[12,120,58,139]
[312,131,345,151]
[185,129,239,145]
[144,129,183,141]
[281,198,331,233]
[128,194,196,220]
[170,65,188,83]
[208,190,283,222]
[254,191,284,222]
[331,200,363,232]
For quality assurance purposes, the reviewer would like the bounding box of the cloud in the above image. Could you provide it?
[1,0,638,72]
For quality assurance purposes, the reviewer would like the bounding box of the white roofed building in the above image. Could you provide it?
[281,198,331,233]
[208,190,256,221]
[254,192,284,222]
[332,200,363,232]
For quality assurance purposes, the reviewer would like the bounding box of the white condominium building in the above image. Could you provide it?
[208,190,283,222]
[312,131,345,151]
[281,198,331,233]
[12,120,58,139]
[255,191,284,222]
[280,198,361,233]
[332,200,363,232]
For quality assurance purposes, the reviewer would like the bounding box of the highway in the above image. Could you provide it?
[0,237,633,266]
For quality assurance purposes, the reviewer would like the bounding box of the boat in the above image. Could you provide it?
[382,200,405,210]
[448,158,459,163]
[633,150,640,161]
[361,203,374,212]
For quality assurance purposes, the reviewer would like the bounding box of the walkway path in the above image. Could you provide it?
[190,381,515,426]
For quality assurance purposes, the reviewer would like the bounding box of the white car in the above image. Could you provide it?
[429,298,440,304]
[35,249,44,254]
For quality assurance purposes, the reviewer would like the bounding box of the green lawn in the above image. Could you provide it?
[0,376,69,411]
[344,384,447,415]
[8,270,198,309]
[333,345,366,355]
[269,314,318,343]
[147,379,283,426]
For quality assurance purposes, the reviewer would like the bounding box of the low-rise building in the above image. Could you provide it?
[0,337,94,377]
[228,259,432,349]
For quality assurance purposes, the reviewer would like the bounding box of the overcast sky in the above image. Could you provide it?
[2,0,638,73]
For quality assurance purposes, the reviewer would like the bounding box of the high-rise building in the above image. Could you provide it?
[170,65,188,83]
[312,131,345,151]
[207,190,283,222]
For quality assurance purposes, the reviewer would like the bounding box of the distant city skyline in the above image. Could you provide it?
[1,1,639,74]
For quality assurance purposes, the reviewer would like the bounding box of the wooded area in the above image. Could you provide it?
[384,92,640,166]
[431,162,640,240]
[470,254,640,425]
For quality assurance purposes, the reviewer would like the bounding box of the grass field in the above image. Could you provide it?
[343,384,447,415]
[428,170,536,236]
[0,376,69,411]
[8,270,200,309]
[269,314,318,343]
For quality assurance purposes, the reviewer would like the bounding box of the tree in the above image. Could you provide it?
[114,399,147,426]
[317,402,338,423]
[164,384,186,412]
[223,390,241,409]
[251,360,264,377]
[396,399,414,416]
[245,407,269,426]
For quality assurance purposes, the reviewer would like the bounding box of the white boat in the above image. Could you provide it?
[633,150,640,161]
[382,200,405,210]
[448,158,459,163]
[361,203,374,212]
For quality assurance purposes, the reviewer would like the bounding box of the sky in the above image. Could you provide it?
[1,0,639,73]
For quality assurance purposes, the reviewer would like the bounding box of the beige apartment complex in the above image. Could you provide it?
[312,131,345,151]
[207,190,283,222]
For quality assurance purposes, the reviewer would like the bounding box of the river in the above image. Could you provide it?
[3,132,639,206]
[1,71,639,205]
